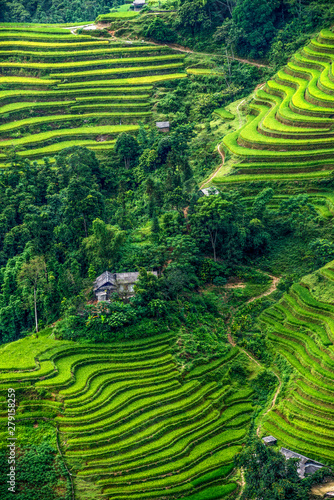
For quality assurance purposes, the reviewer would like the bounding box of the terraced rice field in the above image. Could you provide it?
[218,29,334,184]
[259,261,334,465]
[0,24,186,165]
[0,332,253,499]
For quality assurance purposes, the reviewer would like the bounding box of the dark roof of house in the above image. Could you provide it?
[280,448,323,465]
[262,436,277,444]
[305,464,323,475]
[94,271,115,290]
[156,121,170,128]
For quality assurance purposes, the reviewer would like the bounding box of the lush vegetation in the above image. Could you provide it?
[1,1,334,499]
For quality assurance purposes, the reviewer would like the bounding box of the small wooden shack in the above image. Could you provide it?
[133,0,145,10]
[156,121,170,133]
[94,270,158,301]
[262,436,277,446]
[200,187,219,197]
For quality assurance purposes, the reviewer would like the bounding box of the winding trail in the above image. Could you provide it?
[68,23,270,69]
[256,373,282,437]
[236,469,246,500]
[200,143,225,189]
[225,272,282,435]
[160,43,270,68]
[247,274,280,304]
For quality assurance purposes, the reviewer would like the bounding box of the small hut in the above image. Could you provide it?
[133,0,145,10]
[200,187,219,197]
[262,436,277,446]
[156,121,170,133]
[325,493,334,498]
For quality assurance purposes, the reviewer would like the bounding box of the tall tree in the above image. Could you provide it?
[190,196,232,261]
[82,218,126,272]
[18,256,47,335]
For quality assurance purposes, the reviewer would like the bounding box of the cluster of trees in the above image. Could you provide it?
[236,438,331,499]
[0,0,121,23]
[0,440,71,500]
[139,0,334,62]
[0,121,329,345]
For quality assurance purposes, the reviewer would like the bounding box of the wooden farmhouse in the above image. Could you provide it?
[94,270,158,301]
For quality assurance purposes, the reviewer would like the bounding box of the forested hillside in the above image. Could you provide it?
[1,0,334,499]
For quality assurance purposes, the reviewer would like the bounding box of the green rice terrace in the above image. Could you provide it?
[0,24,186,166]
[258,260,334,464]
[0,330,257,499]
[214,29,334,185]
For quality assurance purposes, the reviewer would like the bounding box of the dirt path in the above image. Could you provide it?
[200,143,225,189]
[64,24,96,35]
[236,469,246,500]
[81,24,270,69]
[256,373,282,437]
[157,42,270,68]
[247,275,280,304]
[227,328,261,367]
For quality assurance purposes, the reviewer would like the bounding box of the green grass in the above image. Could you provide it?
[0,325,252,499]
[0,124,140,148]
[58,72,187,87]
[52,62,185,79]
[213,107,235,120]
[97,11,139,20]
[0,45,169,59]
[0,76,59,86]
[211,32,334,185]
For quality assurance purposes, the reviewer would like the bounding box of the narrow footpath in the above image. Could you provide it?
[200,143,225,189]
[226,272,282,433]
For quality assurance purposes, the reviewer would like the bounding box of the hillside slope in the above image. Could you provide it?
[0,331,257,499]
[217,29,334,185]
[259,260,334,465]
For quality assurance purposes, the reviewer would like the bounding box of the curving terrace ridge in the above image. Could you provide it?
[259,261,334,465]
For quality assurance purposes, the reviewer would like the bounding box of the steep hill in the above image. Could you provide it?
[259,260,334,465]
[215,29,334,185]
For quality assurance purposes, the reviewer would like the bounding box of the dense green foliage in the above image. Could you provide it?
[236,439,331,499]
[0,441,71,500]
[103,0,334,64]
[0,0,120,23]
[2,142,331,346]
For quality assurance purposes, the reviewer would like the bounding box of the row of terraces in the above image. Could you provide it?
[0,24,186,167]
[259,261,334,465]
[219,29,334,184]
[0,331,253,499]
